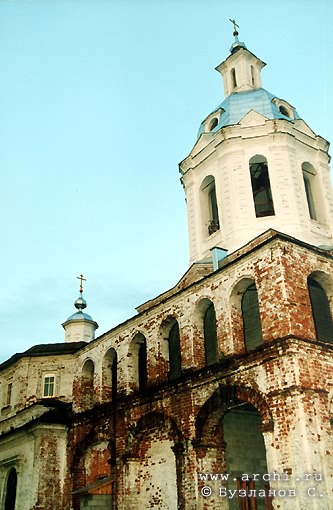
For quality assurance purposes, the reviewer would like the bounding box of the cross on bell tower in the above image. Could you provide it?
[229,18,239,37]
[77,274,86,294]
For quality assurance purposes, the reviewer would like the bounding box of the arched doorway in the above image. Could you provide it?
[195,386,273,510]
[224,405,271,509]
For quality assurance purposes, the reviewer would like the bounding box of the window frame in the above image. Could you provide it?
[42,374,56,398]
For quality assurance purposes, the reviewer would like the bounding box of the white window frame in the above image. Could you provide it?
[42,374,55,398]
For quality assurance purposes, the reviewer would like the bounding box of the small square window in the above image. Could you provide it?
[43,376,55,398]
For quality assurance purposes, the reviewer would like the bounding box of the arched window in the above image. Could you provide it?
[302,162,326,223]
[204,303,218,365]
[208,185,219,233]
[231,68,237,89]
[201,176,220,236]
[169,322,181,380]
[303,173,316,220]
[302,163,319,221]
[129,334,147,392]
[4,468,17,510]
[81,359,94,408]
[102,348,117,402]
[279,105,290,117]
[308,277,333,343]
[208,117,218,131]
[249,155,275,217]
[242,283,263,350]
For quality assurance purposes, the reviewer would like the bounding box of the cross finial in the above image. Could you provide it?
[229,18,239,37]
[77,273,86,294]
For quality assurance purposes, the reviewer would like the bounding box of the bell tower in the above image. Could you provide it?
[180,23,333,265]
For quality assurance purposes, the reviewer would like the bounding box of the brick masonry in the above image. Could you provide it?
[1,231,333,509]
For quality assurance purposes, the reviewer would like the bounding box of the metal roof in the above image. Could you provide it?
[0,341,88,370]
[197,88,300,138]
[65,310,94,322]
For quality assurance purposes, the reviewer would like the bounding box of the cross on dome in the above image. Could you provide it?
[77,273,86,294]
[74,274,87,311]
[229,18,239,37]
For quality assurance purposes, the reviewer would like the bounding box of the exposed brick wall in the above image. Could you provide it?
[64,235,333,508]
[2,232,333,509]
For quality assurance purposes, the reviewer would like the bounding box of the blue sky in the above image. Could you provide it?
[0,0,332,362]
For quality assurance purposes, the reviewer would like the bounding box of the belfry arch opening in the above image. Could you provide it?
[249,155,275,217]
[302,162,326,223]
[200,175,220,236]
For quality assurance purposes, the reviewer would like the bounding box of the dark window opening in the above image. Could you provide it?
[279,105,290,117]
[169,323,181,380]
[231,68,237,88]
[208,185,220,235]
[308,278,333,343]
[303,174,317,220]
[6,383,12,406]
[250,161,275,217]
[204,304,218,365]
[251,65,255,86]
[242,283,263,350]
[208,117,218,131]
[5,468,17,510]
[112,354,117,402]
[138,339,147,390]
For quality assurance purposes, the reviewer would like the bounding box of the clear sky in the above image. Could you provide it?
[0,0,332,363]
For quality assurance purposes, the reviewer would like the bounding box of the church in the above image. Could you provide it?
[1,25,333,510]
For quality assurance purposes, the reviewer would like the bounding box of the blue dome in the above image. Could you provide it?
[66,311,94,322]
[198,88,300,138]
